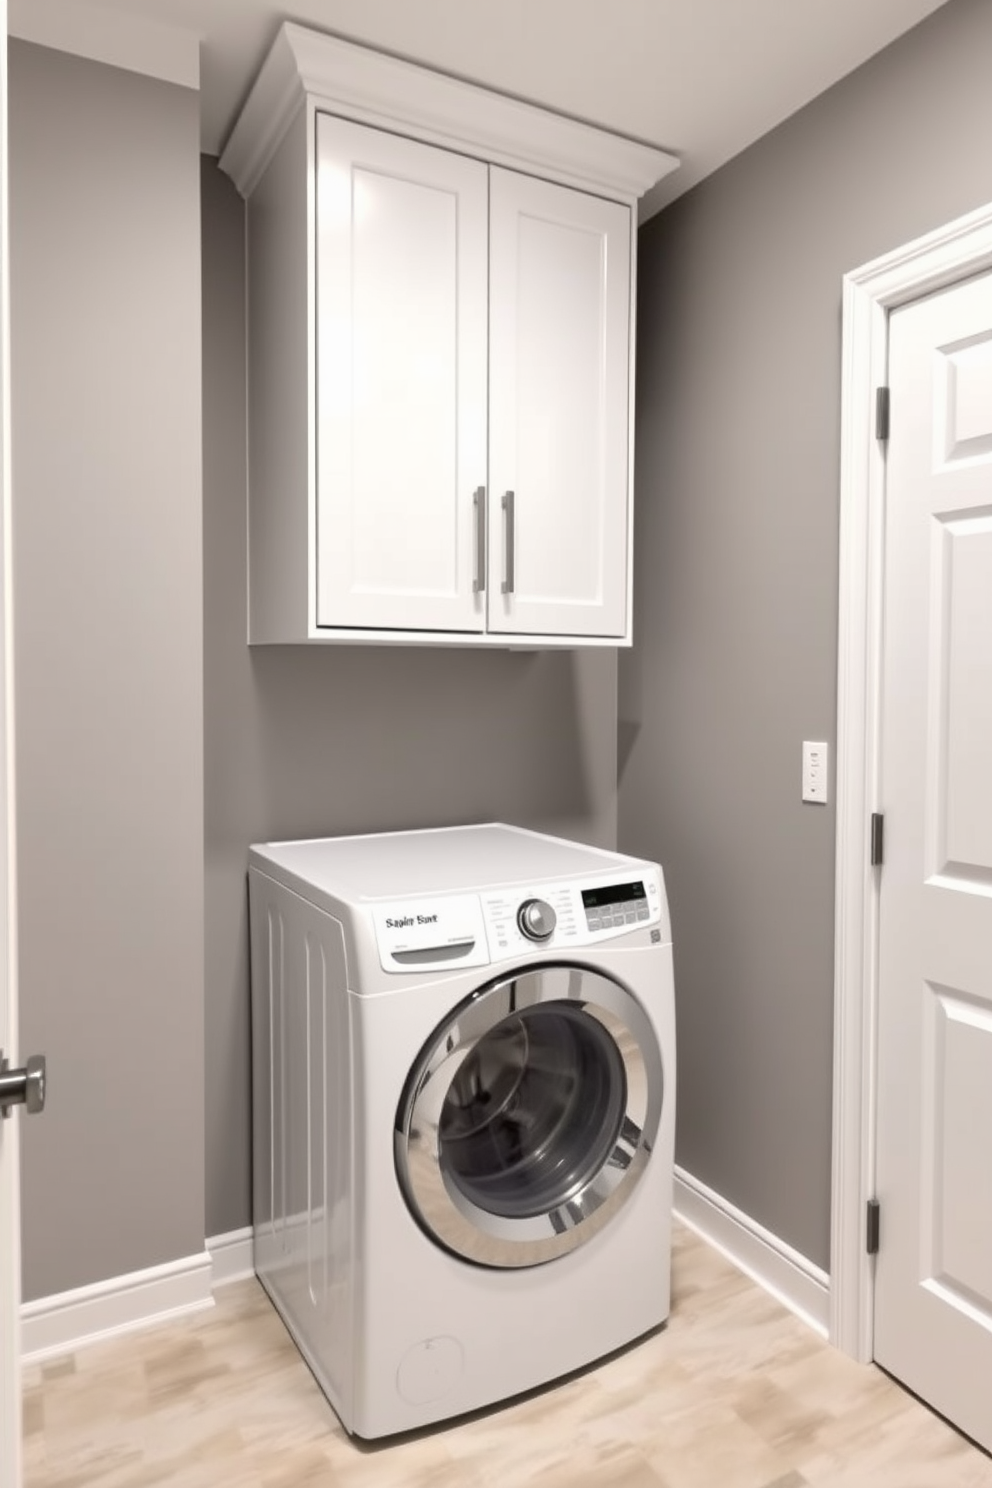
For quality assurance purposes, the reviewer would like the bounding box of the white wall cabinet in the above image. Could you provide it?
[222,25,676,647]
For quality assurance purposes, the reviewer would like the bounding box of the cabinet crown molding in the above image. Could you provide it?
[220,22,678,203]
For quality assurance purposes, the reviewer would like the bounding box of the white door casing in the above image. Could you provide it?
[315,114,489,634]
[832,202,992,1374]
[872,269,992,1452]
[0,3,22,1482]
[487,168,631,639]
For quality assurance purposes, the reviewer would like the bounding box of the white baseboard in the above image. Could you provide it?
[209,1227,254,1288]
[20,1229,258,1364]
[21,1250,214,1365]
[21,1184,831,1364]
[673,1166,830,1338]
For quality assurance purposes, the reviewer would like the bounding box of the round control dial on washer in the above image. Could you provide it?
[517,898,557,942]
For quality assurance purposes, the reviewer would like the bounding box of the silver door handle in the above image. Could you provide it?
[473,486,486,593]
[0,1050,46,1117]
[501,490,515,595]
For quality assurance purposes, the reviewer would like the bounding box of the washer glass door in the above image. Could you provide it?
[395,964,663,1268]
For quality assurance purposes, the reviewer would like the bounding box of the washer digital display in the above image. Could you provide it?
[581,881,645,910]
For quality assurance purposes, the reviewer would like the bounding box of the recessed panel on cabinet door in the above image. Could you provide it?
[488,169,631,639]
[315,116,488,632]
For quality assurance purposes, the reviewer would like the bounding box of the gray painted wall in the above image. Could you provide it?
[202,160,619,1237]
[620,0,992,1269]
[10,43,205,1300]
[15,0,985,1293]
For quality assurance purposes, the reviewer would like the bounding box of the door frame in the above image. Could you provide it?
[0,3,22,1483]
[831,197,992,1361]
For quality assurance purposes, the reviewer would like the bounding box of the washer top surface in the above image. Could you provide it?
[250,823,650,903]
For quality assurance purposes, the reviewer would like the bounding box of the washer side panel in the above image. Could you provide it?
[248,868,356,1424]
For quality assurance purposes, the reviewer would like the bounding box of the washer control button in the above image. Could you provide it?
[517,898,557,942]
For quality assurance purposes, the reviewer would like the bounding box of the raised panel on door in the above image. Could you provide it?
[315,116,488,632]
[874,269,992,1454]
[488,169,631,639]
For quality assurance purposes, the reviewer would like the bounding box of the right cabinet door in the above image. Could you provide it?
[487,168,632,639]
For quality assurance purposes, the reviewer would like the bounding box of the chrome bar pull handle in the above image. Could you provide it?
[0,1049,46,1118]
[473,486,487,593]
[501,490,515,595]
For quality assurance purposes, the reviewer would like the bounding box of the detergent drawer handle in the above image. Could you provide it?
[392,941,476,966]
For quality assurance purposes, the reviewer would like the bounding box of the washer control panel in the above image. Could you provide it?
[372,870,664,971]
[480,869,663,958]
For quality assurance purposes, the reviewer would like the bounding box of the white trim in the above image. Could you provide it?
[831,197,992,1362]
[0,8,21,1482]
[18,1231,257,1364]
[8,0,200,91]
[208,1227,254,1288]
[20,1251,213,1364]
[673,1167,830,1339]
[220,22,677,203]
[270,627,631,649]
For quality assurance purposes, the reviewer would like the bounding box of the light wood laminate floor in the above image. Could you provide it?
[23,1223,992,1488]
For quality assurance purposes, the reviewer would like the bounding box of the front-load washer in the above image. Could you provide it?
[247,823,676,1439]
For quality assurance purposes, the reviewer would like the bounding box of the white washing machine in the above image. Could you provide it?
[247,823,676,1439]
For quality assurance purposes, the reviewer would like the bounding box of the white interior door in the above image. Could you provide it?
[487,167,631,639]
[315,114,489,634]
[0,8,22,1484]
[874,267,992,1452]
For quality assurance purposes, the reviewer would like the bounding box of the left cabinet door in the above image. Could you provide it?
[315,115,489,632]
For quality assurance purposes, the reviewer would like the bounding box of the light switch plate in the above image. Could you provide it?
[803,741,828,803]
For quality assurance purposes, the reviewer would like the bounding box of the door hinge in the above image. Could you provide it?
[870,812,884,866]
[866,1198,881,1255]
[875,386,890,441]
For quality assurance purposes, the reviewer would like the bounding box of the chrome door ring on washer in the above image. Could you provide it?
[394,963,664,1268]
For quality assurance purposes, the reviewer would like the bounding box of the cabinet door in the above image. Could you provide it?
[315,116,488,632]
[488,169,631,639]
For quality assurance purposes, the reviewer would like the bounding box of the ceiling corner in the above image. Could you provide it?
[8,0,201,91]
